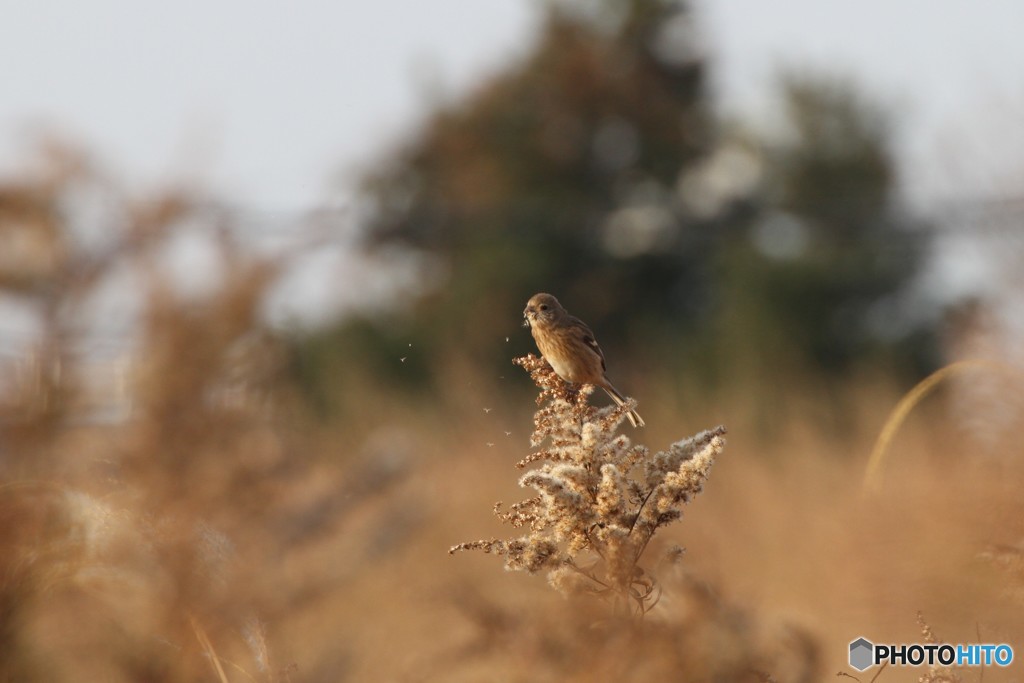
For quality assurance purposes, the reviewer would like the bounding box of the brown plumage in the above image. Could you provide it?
[522,292,645,428]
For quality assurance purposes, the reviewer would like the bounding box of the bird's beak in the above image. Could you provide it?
[522,307,533,327]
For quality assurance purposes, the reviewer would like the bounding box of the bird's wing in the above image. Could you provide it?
[571,316,607,373]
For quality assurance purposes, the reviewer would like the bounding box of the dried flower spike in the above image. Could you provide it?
[451,354,725,617]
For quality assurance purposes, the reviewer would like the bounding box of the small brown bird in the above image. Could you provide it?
[523,292,645,428]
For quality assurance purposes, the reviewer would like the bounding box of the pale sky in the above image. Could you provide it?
[3,0,1023,211]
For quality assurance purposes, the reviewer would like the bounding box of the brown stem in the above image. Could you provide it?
[566,560,610,590]
[584,528,606,560]
[628,489,655,535]
[633,526,655,565]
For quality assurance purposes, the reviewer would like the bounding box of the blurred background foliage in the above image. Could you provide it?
[295,0,935,418]
[3,2,1024,681]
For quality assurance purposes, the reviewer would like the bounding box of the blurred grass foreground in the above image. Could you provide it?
[3,2,1024,682]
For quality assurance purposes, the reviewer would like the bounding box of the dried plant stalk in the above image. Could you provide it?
[451,354,725,616]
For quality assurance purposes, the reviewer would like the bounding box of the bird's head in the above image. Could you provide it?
[523,292,562,328]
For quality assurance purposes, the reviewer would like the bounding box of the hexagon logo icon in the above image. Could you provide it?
[849,637,874,671]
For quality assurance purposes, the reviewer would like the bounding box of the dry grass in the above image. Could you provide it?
[2,151,1024,682]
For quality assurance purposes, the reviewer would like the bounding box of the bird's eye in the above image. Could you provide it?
[539,304,548,311]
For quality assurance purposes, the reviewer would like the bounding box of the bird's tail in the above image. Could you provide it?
[602,384,645,428]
